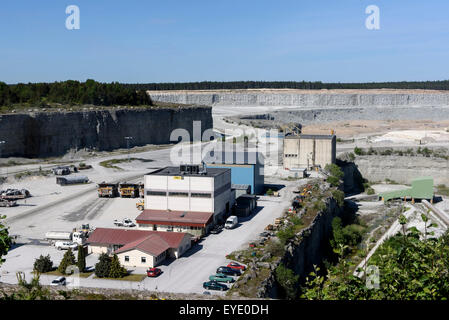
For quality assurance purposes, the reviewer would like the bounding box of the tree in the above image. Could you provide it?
[109,254,127,278]
[0,215,12,266]
[33,255,53,273]
[275,264,299,299]
[95,253,111,278]
[58,248,76,275]
[77,245,86,272]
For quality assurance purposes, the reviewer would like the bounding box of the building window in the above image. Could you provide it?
[191,193,212,198]
[169,192,188,197]
[141,257,146,263]
[147,191,166,196]
[125,256,129,262]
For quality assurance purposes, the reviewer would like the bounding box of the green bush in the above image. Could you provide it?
[77,245,86,272]
[353,147,364,156]
[277,226,296,245]
[366,187,375,195]
[332,190,345,207]
[109,254,128,278]
[95,253,111,278]
[33,255,53,273]
[275,264,299,299]
[58,249,76,275]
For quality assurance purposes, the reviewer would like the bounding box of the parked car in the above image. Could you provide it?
[203,280,228,291]
[147,267,162,277]
[224,216,238,229]
[54,241,78,250]
[216,266,241,276]
[113,218,135,227]
[84,266,95,273]
[50,276,66,286]
[227,262,246,271]
[210,225,223,234]
[209,273,235,283]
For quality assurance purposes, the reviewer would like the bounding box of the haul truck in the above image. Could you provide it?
[118,183,139,198]
[45,231,86,245]
[97,182,119,198]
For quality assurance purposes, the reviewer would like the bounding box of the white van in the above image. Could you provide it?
[225,216,238,229]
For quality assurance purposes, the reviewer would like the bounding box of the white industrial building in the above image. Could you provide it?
[137,165,233,236]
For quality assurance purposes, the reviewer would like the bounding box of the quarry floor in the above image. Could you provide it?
[2,103,449,296]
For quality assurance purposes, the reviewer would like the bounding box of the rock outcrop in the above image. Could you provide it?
[0,106,212,158]
[149,90,449,108]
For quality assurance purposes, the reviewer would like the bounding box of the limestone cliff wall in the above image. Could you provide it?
[354,155,449,185]
[0,107,212,158]
[149,91,449,108]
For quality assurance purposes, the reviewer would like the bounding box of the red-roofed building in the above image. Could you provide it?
[87,228,191,267]
[136,209,214,237]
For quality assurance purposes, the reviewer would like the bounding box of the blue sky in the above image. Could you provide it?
[1,0,448,84]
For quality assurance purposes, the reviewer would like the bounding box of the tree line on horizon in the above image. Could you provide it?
[0,79,152,107]
[125,80,449,91]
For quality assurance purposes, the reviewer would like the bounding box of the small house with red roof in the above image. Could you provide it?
[87,228,191,268]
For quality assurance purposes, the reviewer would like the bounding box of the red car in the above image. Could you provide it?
[227,262,246,271]
[146,268,162,277]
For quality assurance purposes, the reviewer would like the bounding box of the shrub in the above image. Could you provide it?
[366,187,375,195]
[58,248,76,275]
[33,255,53,273]
[277,226,296,245]
[109,254,127,278]
[353,147,364,156]
[275,264,299,299]
[77,245,86,272]
[332,190,345,207]
[95,253,111,278]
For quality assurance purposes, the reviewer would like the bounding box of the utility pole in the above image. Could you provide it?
[124,137,133,162]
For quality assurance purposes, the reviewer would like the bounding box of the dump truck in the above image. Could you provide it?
[0,188,31,200]
[136,199,144,211]
[45,231,86,245]
[97,182,119,198]
[118,183,139,198]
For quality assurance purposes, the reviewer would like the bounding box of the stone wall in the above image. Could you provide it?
[0,106,212,158]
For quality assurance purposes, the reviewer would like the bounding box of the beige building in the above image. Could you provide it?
[283,134,336,170]
[87,228,191,268]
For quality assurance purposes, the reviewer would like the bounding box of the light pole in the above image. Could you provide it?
[124,137,133,162]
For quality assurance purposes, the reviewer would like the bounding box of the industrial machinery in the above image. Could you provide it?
[0,188,31,200]
[136,199,144,211]
[97,182,119,198]
[45,230,86,245]
[118,183,139,198]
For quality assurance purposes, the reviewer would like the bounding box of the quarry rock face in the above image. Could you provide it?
[0,107,212,158]
[354,155,449,186]
[149,91,449,108]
